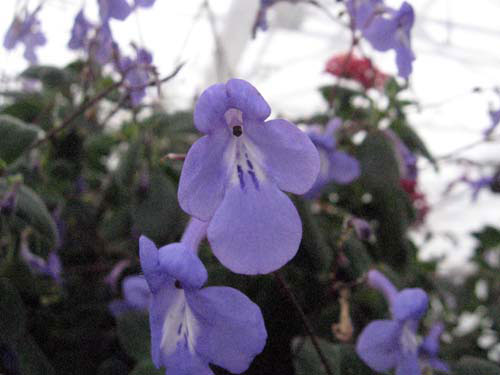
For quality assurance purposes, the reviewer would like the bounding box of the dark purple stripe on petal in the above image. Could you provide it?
[248,170,260,190]
[237,165,245,190]
[246,159,254,170]
[177,323,183,335]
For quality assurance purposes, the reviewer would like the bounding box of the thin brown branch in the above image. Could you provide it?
[274,271,334,375]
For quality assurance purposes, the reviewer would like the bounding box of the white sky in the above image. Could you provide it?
[1,0,500,273]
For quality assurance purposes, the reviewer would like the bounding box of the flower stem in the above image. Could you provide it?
[273,271,334,375]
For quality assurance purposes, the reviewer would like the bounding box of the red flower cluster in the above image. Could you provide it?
[400,179,430,226]
[325,53,389,90]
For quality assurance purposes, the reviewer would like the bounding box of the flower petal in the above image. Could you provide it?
[328,151,360,184]
[396,353,420,375]
[246,119,320,194]
[364,17,396,51]
[392,288,428,322]
[186,286,267,373]
[367,269,398,306]
[139,235,167,293]
[356,320,401,372]
[395,42,415,79]
[428,358,450,373]
[178,132,230,221]
[226,79,271,122]
[207,181,302,274]
[122,275,151,310]
[158,243,207,290]
[193,83,229,134]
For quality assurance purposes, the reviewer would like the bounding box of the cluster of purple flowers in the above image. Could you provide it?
[346,0,416,78]
[356,270,449,375]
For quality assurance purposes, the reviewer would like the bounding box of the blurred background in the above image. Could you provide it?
[3,0,499,273]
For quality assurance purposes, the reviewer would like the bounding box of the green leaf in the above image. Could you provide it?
[292,336,340,375]
[0,278,27,344]
[0,115,40,163]
[130,360,163,375]
[116,310,150,361]
[131,170,184,244]
[390,118,435,166]
[115,140,142,187]
[16,335,55,375]
[453,356,500,375]
[7,184,59,248]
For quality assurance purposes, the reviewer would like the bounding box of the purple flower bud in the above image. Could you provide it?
[20,237,62,284]
[98,0,132,22]
[349,217,372,241]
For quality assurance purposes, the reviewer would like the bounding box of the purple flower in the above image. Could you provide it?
[348,217,372,241]
[348,0,416,78]
[485,107,500,137]
[466,176,493,201]
[68,9,93,50]
[356,270,448,375]
[109,275,152,317]
[178,79,320,274]
[305,118,360,198]
[3,6,46,64]
[139,219,267,374]
[118,48,154,106]
[98,0,132,22]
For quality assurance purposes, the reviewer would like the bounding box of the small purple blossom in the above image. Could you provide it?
[104,259,132,292]
[3,6,46,64]
[348,217,372,241]
[305,118,361,198]
[465,176,493,201]
[109,275,151,317]
[348,0,416,78]
[485,107,500,137]
[68,9,93,50]
[117,47,154,106]
[139,218,267,375]
[98,0,132,22]
[356,270,449,375]
[178,79,320,274]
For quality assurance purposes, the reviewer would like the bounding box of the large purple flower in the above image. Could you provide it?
[305,118,360,198]
[3,6,46,64]
[178,79,320,275]
[347,0,416,78]
[139,219,267,375]
[356,270,449,375]
[68,9,93,50]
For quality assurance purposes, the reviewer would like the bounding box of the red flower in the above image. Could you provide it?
[325,53,389,90]
[400,179,429,225]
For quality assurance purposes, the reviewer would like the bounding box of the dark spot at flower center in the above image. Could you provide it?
[232,126,243,137]
[174,280,182,289]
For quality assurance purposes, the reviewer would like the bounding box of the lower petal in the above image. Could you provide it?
[396,353,421,375]
[356,320,401,372]
[187,286,267,373]
[395,44,415,79]
[207,182,302,274]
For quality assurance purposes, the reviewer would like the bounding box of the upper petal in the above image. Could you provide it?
[122,275,151,310]
[193,83,229,134]
[367,269,398,306]
[246,119,320,195]
[178,132,230,221]
[392,288,428,322]
[364,17,397,51]
[158,243,208,290]
[186,286,267,373]
[207,181,302,274]
[226,79,271,122]
[395,42,415,79]
[139,235,167,293]
[356,320,402,372]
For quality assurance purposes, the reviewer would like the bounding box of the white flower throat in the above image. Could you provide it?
[224,108,266,191]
